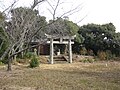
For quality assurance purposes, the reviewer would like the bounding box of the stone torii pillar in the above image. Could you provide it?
[50,38,53,64]
[68,38,72,63]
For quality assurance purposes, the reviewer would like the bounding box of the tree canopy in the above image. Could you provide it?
[46,18,80,36]
[78,23,120,56]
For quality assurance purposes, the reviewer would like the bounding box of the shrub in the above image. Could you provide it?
[97,50,115,60]
[97,51,107,60]
[106,50,115,60]
[0,61,4,65]
[24,52,33,59]
[80,47,87,55]
[87,49,94,56]
[88,58,95,63]
[82,58,95,63]
[29,56,39,68]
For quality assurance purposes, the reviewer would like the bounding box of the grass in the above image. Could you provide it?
[0,61,120,90]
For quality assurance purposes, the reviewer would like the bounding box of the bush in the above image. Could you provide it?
[97,51,107,60]
[0,61,4,65]
[24,52,33,59]
[87,49,94,56]
[80,47,87,55]
[97,50,115,60]
[29,56,39,68]
[81,58,95,63]
[106,50,115,60]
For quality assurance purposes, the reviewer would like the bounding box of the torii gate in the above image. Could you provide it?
[45,34,76,64]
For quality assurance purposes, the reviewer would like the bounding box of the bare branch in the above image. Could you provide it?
[77,14,88,24]
[47,8,53,15]
[31,0,46,9]
[60,3,83,18]
[8,40,47,59]
[53,0,60,20]
[46,0,54,11]
[2,0,18,13]
[47,0,61,20]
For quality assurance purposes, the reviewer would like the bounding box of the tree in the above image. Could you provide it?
[0,0,46,71]
[78,23,120,56]
[64,19,84,53]
[46,17,81,37]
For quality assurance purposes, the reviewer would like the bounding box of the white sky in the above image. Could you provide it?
[0,0,120,32]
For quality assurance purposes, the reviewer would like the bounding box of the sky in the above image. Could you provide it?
[0,0,120,32]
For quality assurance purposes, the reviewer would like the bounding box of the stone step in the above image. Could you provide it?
[54,61,68,64]
[53,56,67,61]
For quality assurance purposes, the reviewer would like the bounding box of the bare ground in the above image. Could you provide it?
[0,60,120,90]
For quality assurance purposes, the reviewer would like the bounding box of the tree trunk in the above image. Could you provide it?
[7,57,12,71]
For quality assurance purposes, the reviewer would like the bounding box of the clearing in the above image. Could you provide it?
[0,61,120,90]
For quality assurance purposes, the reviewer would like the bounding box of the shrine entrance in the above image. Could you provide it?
[45,34,76,64]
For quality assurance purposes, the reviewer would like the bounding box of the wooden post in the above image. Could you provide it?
[68,38,72,63]
[50,38,54,64]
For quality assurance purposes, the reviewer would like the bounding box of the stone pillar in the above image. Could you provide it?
[50,38,54,64]
[68,38,72,63]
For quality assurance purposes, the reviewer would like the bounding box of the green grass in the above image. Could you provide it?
[0,61,120,90]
